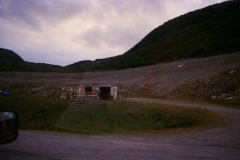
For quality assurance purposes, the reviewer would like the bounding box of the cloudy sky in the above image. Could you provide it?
[0,0,225,66]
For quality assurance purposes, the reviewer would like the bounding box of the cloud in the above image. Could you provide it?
[0,0,43,30]
[0,0,225,66]
[163,0,223,20]
[74,0,167,51]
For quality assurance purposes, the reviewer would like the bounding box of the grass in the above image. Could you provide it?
[55,101,218,134]
[0,95,69,131]
[0,94,218,134]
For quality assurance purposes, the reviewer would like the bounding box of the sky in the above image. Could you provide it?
[0,0,225,66]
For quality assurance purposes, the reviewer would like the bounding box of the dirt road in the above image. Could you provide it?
[1,99,239,160]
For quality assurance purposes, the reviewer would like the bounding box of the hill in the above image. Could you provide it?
[63,58,110,72]
[0,48,62,72]
[0,48,24,71]
[90,0,240,70]
[0,48,24,63]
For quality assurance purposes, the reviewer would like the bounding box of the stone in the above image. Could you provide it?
[212,96,217,100]
[218,93,231,100]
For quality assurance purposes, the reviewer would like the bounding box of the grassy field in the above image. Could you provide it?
[0,94,218,134]
[0,95,69,131]
[55,101,218,134]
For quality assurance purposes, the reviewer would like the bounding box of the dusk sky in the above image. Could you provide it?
[0,0,225,66]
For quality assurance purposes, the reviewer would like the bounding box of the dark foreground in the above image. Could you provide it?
[0,99,240,160]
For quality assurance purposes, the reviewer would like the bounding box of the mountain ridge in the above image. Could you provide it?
[68,0,240,71]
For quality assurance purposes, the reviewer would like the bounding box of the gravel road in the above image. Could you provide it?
[1,99,239,160]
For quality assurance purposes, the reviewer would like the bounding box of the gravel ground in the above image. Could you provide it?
[0,52,239,101]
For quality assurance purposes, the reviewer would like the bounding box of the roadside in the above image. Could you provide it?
[124,98,240,149]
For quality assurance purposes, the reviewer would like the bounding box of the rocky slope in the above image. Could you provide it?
[164,66,240,103]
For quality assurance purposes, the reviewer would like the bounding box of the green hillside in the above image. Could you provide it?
[0,48,62,72]
[63,58,110,72]
[92,0,240,70]
[0,48,24,71]
[0,48,24,63]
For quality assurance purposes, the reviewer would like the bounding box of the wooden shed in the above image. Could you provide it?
[60,85,119,103]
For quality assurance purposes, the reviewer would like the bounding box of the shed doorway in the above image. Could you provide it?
[99,87,111,100]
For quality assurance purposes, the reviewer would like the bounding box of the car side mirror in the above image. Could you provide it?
[0,111,18,145]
